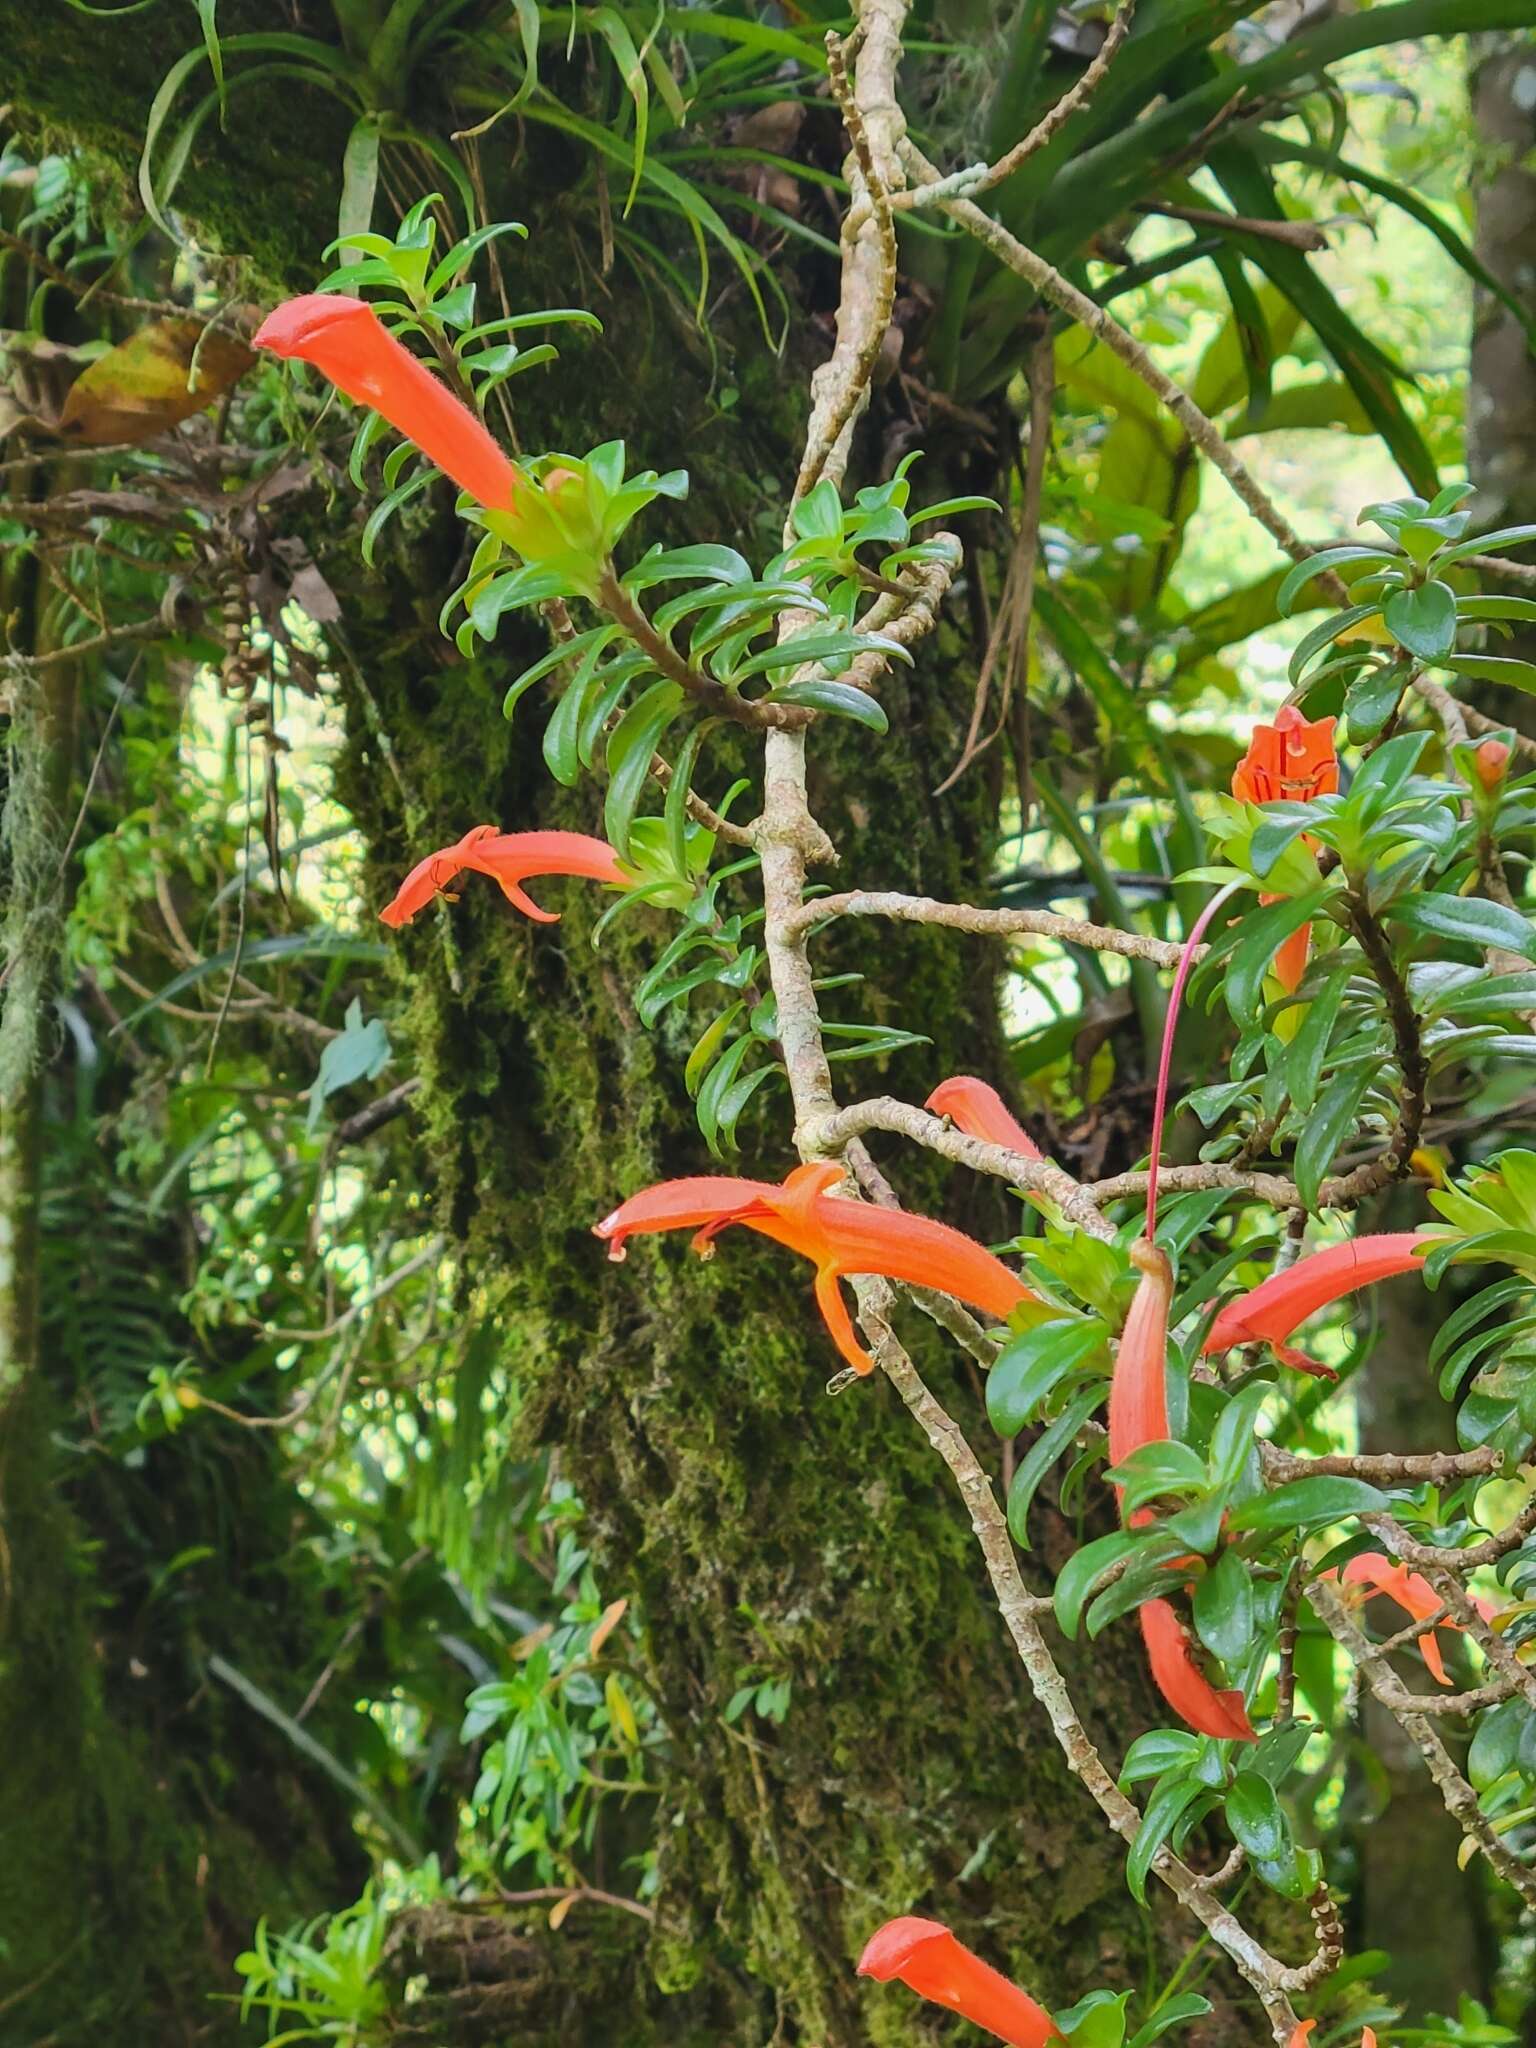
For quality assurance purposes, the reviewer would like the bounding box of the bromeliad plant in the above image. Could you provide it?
[252,38,1536,2038]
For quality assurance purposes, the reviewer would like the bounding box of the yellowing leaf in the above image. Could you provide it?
[58,319,254,445]
[605,1671,639,1746]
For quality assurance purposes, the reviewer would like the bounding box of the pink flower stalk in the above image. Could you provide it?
[857,1918,1061,2046]
[379,826,628,928]
[254,295,520,511]
[1201,1234,1430,1377]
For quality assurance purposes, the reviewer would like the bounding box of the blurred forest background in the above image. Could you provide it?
[2,2,1535,2044]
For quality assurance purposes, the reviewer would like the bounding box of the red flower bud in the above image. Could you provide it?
[1473,738,1511,792]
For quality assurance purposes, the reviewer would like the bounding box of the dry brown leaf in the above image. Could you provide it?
[547,1893,577,1930]
[58,319,254,446]
[588,1596,628,1657]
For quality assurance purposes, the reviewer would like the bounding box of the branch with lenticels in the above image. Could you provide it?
[786,888,1193,967]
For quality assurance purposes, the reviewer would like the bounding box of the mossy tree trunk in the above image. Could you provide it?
[2,13,1259,2040]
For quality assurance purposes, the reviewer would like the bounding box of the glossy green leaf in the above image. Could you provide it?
[987,1317,1108,1439]
[604,682,685,858]
[1294,1060,1375,1211]
[1127,1770,1202,1904]
[1225,1771,1289,1860]
[1006,1384,1105,1548]
[1390,894,1536,961]
[1192,1549,1255,1666]
[1229,1475,1390,1534]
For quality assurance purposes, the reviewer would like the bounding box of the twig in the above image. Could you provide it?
[838,540,962,694]
[893,1,1136,210]
[787,888,1191,966]
[1363,1513,1536,1713]
[1132,200,1329,252]
[596,569,809,731]
[1311,1578,1536,1903]
[876,1335,1305,2035]
[333,1076,422,1145]
[896,138,1348,594]
[1263,1446,1502,1486]
[496,1885,655,1925]
[1462,552,1536,588]
[792,27,901,504]
[803,1094,1115,1243]
[14,615,167,669]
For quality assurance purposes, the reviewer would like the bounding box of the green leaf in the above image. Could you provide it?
[1127,1996,1215,2048]
[1288,603,1383,685]
[1054,1528,1140,1640]
[1128,1770,1202,1904]
[987,1317,1108,1439]
[1193,1550,1255,1666]
[1109,1441,1210,1520]
[1389,894,1536,961]
[1437,522,1536,568]
[1344,663,1404,741]
[336,112,381,255]
[1443,654,1536,694]
[1277,546,1397,615]
[1294,1060,1375,1211]
[684,1005,744,1097]
[1347,728,1429,819]
[1383,579,1457,660]
[1225,1772,1289,1860]
[791,479,843,540]
[731,628,910,680]
[763,680,888,731]
[306,997,391,1136]
[1249,803,1323,881]
[1229,1476,1390,1535]
[1119,1730,1202,1788]
[1281,963,1350,1117]
[604,682,686,859]
[1226,889,1336,1025]
[1053,1990,1130,2048]
[1470,1699,1531,1790]
[1208,1382,1272,1496]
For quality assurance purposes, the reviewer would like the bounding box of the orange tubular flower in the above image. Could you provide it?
[1108,1239,1173,1473]
[253,295,520,511]
[595,1162,1035,1375]
[1323,1552,1495,1687]
[1201,1233,1428,1377]
[925,1077,1044,1160]
[1139,1599,1257,1742]
[857,1918,1061,2047]
[1231,705,1339,992]
[380,826,627,928]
